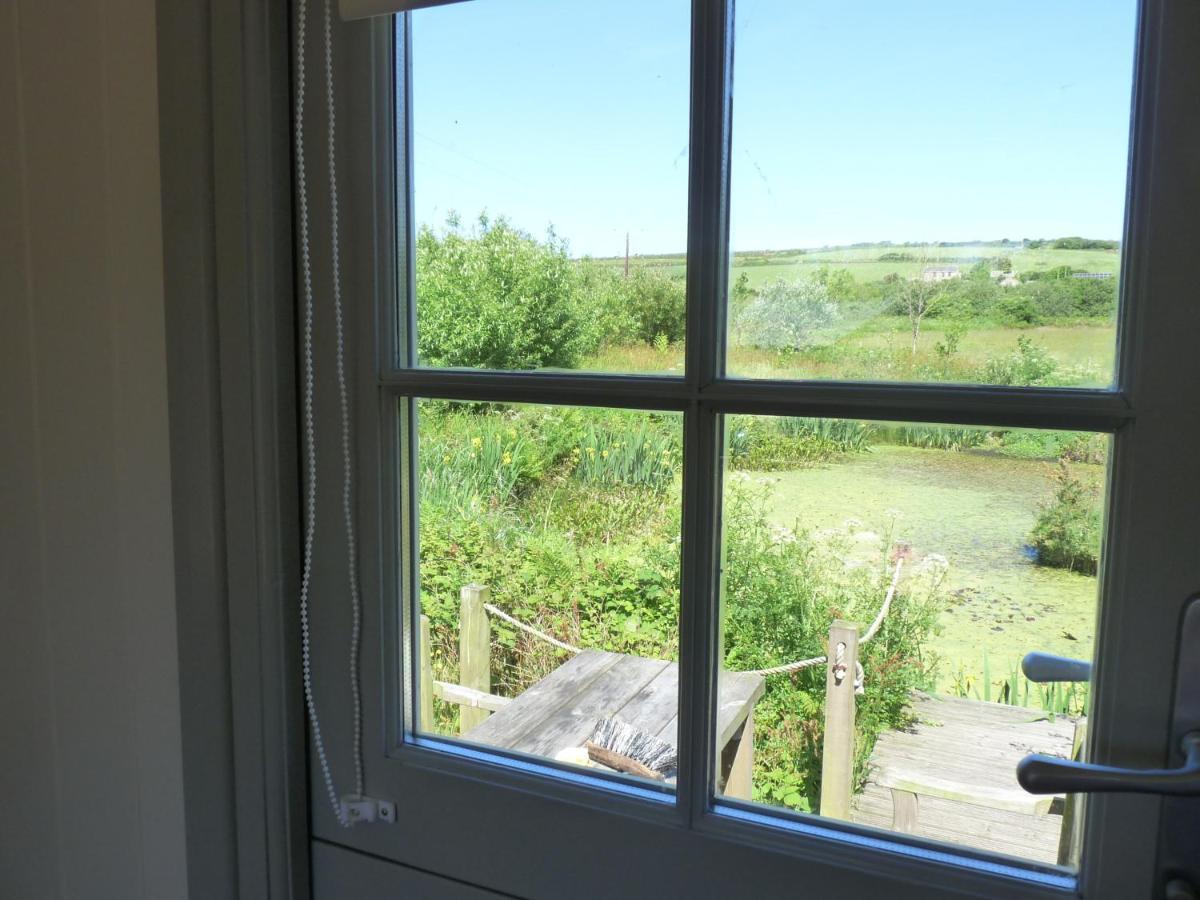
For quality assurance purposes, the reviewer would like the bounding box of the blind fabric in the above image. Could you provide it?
[340,0,468,20]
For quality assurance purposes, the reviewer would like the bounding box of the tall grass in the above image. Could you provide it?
[949,650,1089,717]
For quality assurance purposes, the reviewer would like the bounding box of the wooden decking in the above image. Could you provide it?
[852,693,1079,863]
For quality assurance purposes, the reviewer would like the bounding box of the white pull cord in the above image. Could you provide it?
[295,0,365,827]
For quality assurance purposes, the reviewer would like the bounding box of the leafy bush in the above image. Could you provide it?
[416,217,585,369]
[727,416,871,470]
[980,336,1059,386]
[418,404,942,811]
[735,277,838,351]
[722,483,943,807]
[622,268,687,345]
[1030,462,1102,574]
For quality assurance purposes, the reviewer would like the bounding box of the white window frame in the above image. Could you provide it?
[300,2,1200,897]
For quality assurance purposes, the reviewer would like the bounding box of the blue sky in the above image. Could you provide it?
[410,0,1136,257]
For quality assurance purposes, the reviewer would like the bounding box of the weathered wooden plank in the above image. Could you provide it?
[872,766,1056,815]
[890,788,919,833]
[612,663,681,748]
[419,615,435,731]
[463,650,619,748]
[517,655,670,759]
[868,743,1063,786]
[722,713,754,800]
[432,681,511,713]
[459,584,492,733]
[716,670,766,748]
[852,787,1062,863]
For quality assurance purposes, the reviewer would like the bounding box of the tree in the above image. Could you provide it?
[894,249,944,357]
[734,277,838,351]
[416,216,585,369]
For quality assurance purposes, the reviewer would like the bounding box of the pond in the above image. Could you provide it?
[757,445,1102,692]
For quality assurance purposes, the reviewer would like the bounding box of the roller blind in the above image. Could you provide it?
[340,0,469,20]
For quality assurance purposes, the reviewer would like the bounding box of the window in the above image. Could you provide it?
[392,0,1132,865]
[307,0,1200,896]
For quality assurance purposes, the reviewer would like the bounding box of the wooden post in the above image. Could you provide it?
[890,788,919,833]
[722,712,755,801]
[1057,719,1088,867]
[819,620,859,821]
[419,614,435,732]
[459,584,492,734]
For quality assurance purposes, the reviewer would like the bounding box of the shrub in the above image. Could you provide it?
[735,277,838,351]
[622,268,687,345]
[573,260,638,350]
[721,483,943,807]
[419,405,942,812]
[727,416,870,470]
[1030,462,1102,574]
[416,217,585,369]
[980,336,1059,386]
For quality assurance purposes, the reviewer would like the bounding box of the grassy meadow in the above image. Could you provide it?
[599,242,1121,287]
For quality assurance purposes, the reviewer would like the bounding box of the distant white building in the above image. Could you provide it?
[921,265,961,282]
[1071,272,1113,280]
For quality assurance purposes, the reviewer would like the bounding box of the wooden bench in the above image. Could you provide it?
[853,693,1079,863]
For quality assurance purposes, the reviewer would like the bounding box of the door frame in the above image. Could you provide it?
[157,0,310,897]
[182,0,1200,897]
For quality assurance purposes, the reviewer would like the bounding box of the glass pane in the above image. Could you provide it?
[409,1,690,375]
[413,400,683,791]
[726,0,1134,387]
[716,416,1107,867]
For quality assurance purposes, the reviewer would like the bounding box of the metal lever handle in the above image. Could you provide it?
[1018,732,1200,796]
[1021,651,1092,684]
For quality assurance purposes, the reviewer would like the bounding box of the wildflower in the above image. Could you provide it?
[442,454,451,465]
[601,450,609,459]
[502,452,512,465]
[587,447,596,456]
[471,436,482,449]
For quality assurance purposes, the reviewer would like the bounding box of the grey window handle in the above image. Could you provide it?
[1017,731,1200,796]
[1021,651,1092,684]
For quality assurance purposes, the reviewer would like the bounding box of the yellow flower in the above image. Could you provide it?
[471,436,482,449]
[601,450,609,459]
[506,428,517,439]
[502,452,512,465]
[442,454,451,465]
[586,447,596,456]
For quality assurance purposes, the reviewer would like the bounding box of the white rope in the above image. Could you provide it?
[295,0,363,827]
[741,558,903,676]
[484,603,582,654]
[860,557,903,644]
[480,559,906,680]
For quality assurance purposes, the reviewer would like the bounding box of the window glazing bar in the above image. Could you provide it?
[678,0,735,828]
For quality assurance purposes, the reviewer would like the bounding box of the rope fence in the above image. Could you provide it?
[482,557,905,679]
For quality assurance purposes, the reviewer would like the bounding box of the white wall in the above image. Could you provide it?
[0,2,189,897]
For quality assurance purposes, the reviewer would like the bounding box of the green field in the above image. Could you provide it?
[586,322,1117,386]
[593,242,1120,288]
